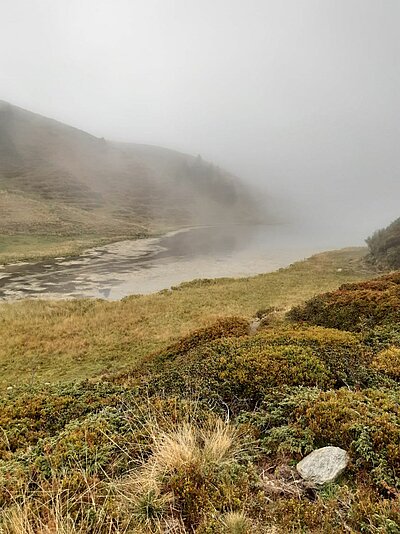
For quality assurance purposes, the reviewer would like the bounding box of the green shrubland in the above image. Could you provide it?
[288,271,400,331]
[1,249,400,531]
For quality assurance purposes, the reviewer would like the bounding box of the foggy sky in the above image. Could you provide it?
[1,0,399,243]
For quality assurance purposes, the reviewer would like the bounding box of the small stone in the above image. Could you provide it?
[249,318,261,335]
[296,446,349,485]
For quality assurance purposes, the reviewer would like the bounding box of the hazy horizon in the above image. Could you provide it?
[1,0,399,244]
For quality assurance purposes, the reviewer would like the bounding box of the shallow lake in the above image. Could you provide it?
[0,224,350,301]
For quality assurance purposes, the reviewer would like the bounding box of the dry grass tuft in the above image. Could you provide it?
[142,419,240,484]
[117,419,245,530]
[221,511,251,533]
[202,420,238,465]
[1,502,114,534]
[0,467,123,534]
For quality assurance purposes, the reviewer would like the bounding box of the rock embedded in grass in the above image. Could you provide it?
[296,446,349,485]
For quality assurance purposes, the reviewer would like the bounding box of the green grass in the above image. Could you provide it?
[0,247,373,389]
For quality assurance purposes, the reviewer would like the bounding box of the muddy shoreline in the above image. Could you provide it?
[0,225,329,302]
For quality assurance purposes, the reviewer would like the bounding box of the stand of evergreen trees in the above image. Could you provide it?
[367,217,400,268]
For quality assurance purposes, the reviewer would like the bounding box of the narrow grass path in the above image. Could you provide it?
[0,247,374,388]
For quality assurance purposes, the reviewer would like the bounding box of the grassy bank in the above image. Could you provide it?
[0,234,141,265]
[0,247,373,388]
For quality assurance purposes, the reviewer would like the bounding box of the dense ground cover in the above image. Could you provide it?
[1,247,399,532]
[288,271,400,331]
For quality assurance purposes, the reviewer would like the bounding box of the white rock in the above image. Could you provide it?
[296,446,349,485]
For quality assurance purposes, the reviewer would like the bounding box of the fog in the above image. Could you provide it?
[1,0,399,244]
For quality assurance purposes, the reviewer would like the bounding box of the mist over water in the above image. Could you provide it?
[0,224,348,301]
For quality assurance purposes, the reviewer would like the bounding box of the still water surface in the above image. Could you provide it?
[0,225,342,301]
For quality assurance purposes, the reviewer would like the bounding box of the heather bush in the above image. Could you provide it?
[0,382,129,460]
[253,326,373,387]
[372,347,400,380]
[363,323,400,352]
[295,388,400,491]
[288,272,400,331]
[147,336,333,411]
[263,484,400,533]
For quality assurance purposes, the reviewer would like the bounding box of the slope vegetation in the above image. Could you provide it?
[0,101,257,240]
[1,252,400,532]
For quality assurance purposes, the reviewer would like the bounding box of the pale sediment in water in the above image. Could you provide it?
[0,225,342,302]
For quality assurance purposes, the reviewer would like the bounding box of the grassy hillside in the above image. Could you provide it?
[1,249,400,532]
[0,101,259,262]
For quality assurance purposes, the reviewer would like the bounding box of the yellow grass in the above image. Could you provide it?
[119,419,242,530]
[0,247,374,389]
[0,234,137,265]
[221,511,251,534]
[0,491,118,534]
[149,420,238,476]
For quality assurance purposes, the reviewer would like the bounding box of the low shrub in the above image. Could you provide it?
[288,272,400,331]
[237,386,321,458]
[295,388,400,491]
[372,347,400,380]
[147,337,333,411]
[146,325,392,406]
[253,326,374,387]
[363,323,400,352]
[263,484,400,533]
[0,382,129,460]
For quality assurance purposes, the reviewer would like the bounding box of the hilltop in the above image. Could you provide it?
[0,101,259,260]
